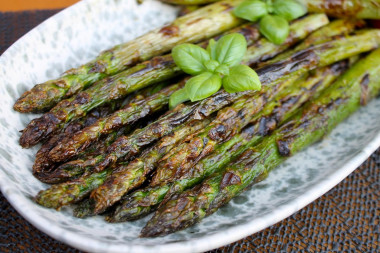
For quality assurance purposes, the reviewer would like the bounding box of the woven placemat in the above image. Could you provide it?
[0,10,379,253]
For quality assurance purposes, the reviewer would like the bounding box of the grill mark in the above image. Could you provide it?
[256,48,319,85]
[159,25,180,37]
[220,172,241,189]
[89,61,107,74]
[277,135,296,157]
[360,73,370,106]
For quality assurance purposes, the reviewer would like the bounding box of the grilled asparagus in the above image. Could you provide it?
[107,60,351,222]
[300,0,380,19]
[93,30,380,173]
[14,0,245,113]
[140,49,380,237]
[19,14,327,148]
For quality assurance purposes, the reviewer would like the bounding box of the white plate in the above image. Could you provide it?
[0,0,379,252]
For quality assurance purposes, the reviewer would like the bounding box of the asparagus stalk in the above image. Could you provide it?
[47,15,326,162]
[19,54,182,148]
[94,29,380,173]
[140,49,380,237]
[34,31,380,210]
[35,117,211,209]
[33,103,121,182]
[299,0,380,19]
[37,119,212,210]
[14,0,245,113]
[48,80,184,163]
[36,66,303,209]
[77,118,212,217]
[89,73,302,215]
[241,14,329,66]
[150,74,301,187]
[37,126,131,184]
[49,130,132,184]
[19,14,327,148]
[150,52,361,186]
[266,19,366,66]
[57,15,328,172]
[108,60,350,222]
[33,82,167,181]
[35,168,113,209]
[41,21,265,159]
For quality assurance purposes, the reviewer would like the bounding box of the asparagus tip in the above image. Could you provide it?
[140,221,172,238]
[73,199,96,218]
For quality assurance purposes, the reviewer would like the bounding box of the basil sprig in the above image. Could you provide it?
[169,33,261,109]
[234,0,307,45]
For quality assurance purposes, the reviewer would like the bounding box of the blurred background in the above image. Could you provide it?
[0,0,80,54]
[0,0,79,11]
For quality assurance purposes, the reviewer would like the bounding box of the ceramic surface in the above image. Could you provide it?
[0,0,379,252]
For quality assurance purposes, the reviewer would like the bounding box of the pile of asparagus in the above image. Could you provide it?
[15,0,380,237]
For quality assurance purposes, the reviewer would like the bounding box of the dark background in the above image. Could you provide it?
[0,9,379,252]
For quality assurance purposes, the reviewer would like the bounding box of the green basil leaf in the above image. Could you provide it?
[204,59,220,72]
[266,0,274,13]
[214,33,247,67]
[273,0,307,21]
[207,39,217,60]
[234,0,268,22]
[215,64,230,76]
[169,88,190,109]
[222,65,261,93]
[185,72,222,102]
[259,15,289,45]
[172,44,210,75]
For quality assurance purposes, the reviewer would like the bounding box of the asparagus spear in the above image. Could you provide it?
[241,14,330,66]
[37,126,131,184]
[14,0,245,113]
[150,51,361,186]
[33,82,167,180]
[152,31,360,186]
[33,104,121,182]
[300,0,380,19]
[19,54,183,148]
[88,72,304,215]
[58,15,328,172]
[75,118,212,217]
[41,21,265,159]
[108,60,350,222]
[47,15,326,162]
[266,19,366,66]
[36,119,212,210]
[19,14,327,148]
[35,168,113,209]
[150,75,301,187]
[41,107,161,184]
[36,62,314,210]
[48,80,184,163]
[140,49,380,237]
[94,29,380,173]
[34,30,380,210]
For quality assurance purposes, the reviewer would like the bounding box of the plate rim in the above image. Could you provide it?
[1,1,380,252]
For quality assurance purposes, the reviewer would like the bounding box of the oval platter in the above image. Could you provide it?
[0,0,380,252]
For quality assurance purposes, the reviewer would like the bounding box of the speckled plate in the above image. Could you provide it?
[0,1,380,252]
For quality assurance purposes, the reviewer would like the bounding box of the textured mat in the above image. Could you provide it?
[0,9,379,253]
